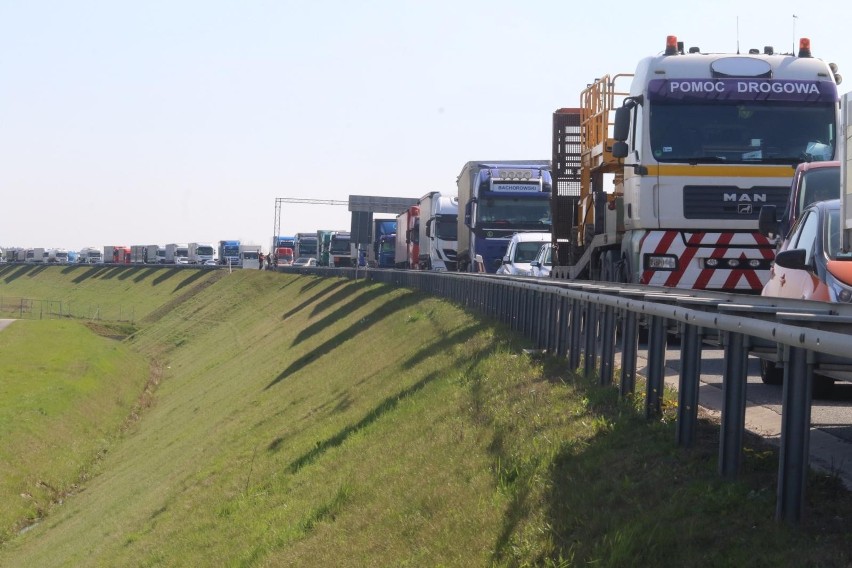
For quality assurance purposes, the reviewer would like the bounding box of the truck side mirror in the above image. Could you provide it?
[612,141,629,159]
[758,205,779,238]
[613,106,631,141]
[425,219,433,238]
[502,255,510,264]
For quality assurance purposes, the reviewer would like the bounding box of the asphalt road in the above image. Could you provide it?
[628,344,852,489]
[0,319,14,332]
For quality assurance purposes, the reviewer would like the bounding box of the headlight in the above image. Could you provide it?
[826,270,852,303]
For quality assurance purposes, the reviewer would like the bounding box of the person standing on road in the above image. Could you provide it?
[258,252,265,269]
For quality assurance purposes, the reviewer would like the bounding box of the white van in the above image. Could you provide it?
[496,232,551,276]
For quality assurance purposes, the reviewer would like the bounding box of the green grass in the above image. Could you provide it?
[0,263,223,321]
[0,319,150,542]
[0,267,850,567]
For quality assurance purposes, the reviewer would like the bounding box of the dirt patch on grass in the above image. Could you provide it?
[83,322,137,340]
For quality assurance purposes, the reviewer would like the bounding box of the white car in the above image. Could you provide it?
[292,257,318,267]
[496,232,551,276]
[529,243,553,278]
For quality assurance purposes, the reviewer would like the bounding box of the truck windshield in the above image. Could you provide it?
[330,239,350,254]
[650,102,835,164]
[478,197,551,228]
[198,246,214,255]
[435,216,458,240]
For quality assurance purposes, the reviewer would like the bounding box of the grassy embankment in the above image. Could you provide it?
[0,265,850,567]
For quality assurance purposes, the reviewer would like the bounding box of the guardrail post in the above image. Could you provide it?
[719,330,748,478]
[645,314,666,419]
[676,321,701,447]
[599,304,616,386]
[557,296,570,358]
[583,300,598,379]
[776,344,813,524]
[620,307,638,397]
[674,296,722,447]
[568,298,583,371]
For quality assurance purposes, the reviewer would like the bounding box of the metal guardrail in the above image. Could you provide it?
[281,265,852,525]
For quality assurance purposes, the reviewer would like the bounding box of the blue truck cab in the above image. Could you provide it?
[456,161,552,272]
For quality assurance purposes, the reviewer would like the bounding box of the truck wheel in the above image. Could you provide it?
[760,360,784,385]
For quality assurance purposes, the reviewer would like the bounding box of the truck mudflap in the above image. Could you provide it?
[638,230,775,291]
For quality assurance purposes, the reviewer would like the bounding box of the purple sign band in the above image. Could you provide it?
[648,79,837,103]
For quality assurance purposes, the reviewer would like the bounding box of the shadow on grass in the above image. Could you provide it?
[116,267,139,280]
[289,283,398,348]
[94,265,133,280]
[299,277,326,293]
[306,280,368,318]
[152,268,182,286]
[71,266,112,283]
[265,290,421,390]
[2,264,38,283]
[172,269,211,292]
[281,279,348,322]
[400,321,486,370]
[133,267,162,282]
[286,369,444,473]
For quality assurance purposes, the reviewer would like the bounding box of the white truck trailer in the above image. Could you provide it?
[417,191,459,271]
[165,243,189,264]
[188,242,215,264]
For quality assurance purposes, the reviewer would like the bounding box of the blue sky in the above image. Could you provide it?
[1,1,848,251]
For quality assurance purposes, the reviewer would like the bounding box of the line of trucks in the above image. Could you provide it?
[345,34,850,298]
[3,243,264,269]
[4,36,848,298]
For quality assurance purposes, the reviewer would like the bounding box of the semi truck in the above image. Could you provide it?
[271,235,296,255]
[395,206,420,269]
[218,240,241,266]
[377,233,396,268]
[367,218,397,267]
[188,242,215,264]
[294,233,318,260]
[31,248,46,263]
[550,35,842,292]
[46,248,69,263]
[130,245,159,264]
[417,191,458,271]
[456,161,552,273]
[104,246,131,264]
[79,247,103,264]
[165,243,189,264]
[329,231,354,267]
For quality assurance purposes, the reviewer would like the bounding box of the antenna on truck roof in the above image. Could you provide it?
[736,16,740,54]
[792,14,798,54]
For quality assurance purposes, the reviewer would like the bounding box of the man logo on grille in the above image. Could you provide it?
[738,203,753,214]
